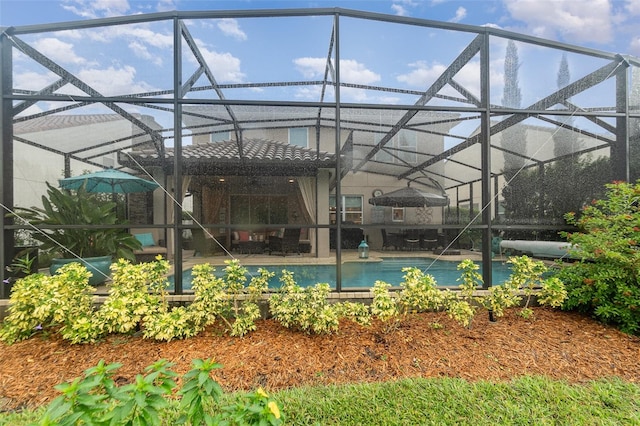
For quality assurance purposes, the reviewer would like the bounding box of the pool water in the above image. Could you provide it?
[170,257,514,290]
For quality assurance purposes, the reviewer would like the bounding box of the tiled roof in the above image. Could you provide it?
[130,138,335,165]
[13,114,134,134]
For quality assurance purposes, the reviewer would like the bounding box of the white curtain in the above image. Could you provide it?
[167,175,192,255]
[297,177,316,251]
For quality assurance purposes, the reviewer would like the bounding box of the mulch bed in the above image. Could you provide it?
[1,307,639,412]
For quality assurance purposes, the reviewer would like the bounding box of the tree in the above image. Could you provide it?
[501,40,527,173]
[545,55,610,220]
[500,40,536,222]
[553,54,582,158]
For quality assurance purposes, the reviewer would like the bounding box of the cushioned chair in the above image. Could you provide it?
[132,232,167,263]
[403,229,420,251]
[231,230,250,251]
[420,229,439,251]
[381,229,396,250]
[268,228,301,256]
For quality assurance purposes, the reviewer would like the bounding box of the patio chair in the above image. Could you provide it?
[403,229,420,251]
[381,229,396,250]
[268,228,301,256]
[420,229,439,251]
[132,231,168,263]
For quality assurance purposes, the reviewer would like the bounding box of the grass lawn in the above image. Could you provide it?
[2,375,639,425]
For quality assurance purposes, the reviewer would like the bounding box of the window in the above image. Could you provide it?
[289,127,308,148]
[374,133,394,163]
[210,131,231,142]
[230,195,288,225]
[329,195,363,224]
[392,207,405,222]
[398,130,417,164]
[374,130,417,164]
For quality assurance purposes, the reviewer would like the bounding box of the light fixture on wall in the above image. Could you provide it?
[288,178,295,183]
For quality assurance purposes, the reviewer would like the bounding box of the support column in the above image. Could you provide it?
[480,32,493,290]
[614,60,630,182]
[1,31,15,291]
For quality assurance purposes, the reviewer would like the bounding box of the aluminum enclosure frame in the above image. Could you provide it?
[2,8,639,292]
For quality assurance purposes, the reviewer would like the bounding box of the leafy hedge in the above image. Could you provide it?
[557,180,640,335]
[1,255,566,344]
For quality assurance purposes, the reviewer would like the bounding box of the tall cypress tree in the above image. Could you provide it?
[500,40,537,222]
[553,54,580,158]
[501,40,526,172]
[546,54,611,220]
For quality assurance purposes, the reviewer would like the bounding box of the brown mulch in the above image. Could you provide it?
[1,307,639,412]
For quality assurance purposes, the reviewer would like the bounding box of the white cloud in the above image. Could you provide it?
[391,4,408,16]
[626,0,640,14]
[61,0,130,19]
[198,48,245,83]
[293,57,326,79]
[77,65,155,95]
[339,60,381,84]
[32,38,86,65]
[396,59,504,103]
[630,36,640,56]
[106,26,173,49]
[293,58,381,102]
[392,0,418,16]
[450,7,467,23]
[128,41,162,66]
[503,0,613,44]
[217,19,247,41]
[293,58,380,85]
[79,24,173,63]
[156,0,176,12]
[397,60,447,87]
[294,86,324,100]
[13,70,59,92]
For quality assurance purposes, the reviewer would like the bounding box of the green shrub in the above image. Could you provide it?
[558,180,640,335]
[1,255,566,344]
[269,270,371,334]
[0,263,95,344]
[39,358,283,426]
[96,258,171,337]
[371,257,566,330]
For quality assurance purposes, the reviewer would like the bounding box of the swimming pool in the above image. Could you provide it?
[170,257,514,290]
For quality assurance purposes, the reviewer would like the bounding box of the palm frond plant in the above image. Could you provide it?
[11,182,141,261]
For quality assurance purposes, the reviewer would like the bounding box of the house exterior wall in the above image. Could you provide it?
[12,115,159,210]
[191,123,449,250]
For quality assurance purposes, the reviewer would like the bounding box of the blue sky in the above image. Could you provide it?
[1,1,638,121]
[2,0,640,55]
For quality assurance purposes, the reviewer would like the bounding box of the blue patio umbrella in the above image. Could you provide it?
[59,168,159,194]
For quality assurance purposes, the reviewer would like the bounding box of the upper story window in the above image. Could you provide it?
[289,127,308,148]
[373,129,417,164]
[397,130,417,164]
[211,131,231,142]
[374,133,394,163]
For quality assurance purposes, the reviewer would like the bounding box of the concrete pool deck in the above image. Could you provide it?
[180,248,487,269]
